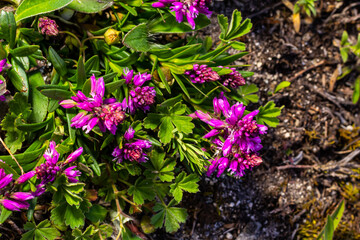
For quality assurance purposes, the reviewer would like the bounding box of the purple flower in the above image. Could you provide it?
[64,147,83,164]
[0,59,11,73]
[153,0,212,29]
[193,93,267,178]
[35,141,83,185]
[38,17,59,36]
[122,69,156,114]
[185,64,219,84]
[0,169,34,211]
[64,166,81,183]
[60,75,126,135]
[0,199,30,211]
[219,66,246,89]
[15,171,36,184]
[0,169,12,189]
[112,126,152,163]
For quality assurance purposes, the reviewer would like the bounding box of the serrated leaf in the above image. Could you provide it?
[128,178,155,205]
[151,203,188,233]
[65,204,85,228]
[21,220,60,240]
[85,204,107,223]
[235,84,259,105]
[15,0,73,22]
[170,172,199,202]
[256,101,282,128]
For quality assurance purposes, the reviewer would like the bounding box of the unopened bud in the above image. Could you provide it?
[104,28,121,45]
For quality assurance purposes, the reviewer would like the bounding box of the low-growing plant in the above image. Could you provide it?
[337,31,360,103]
[0,0,282,238]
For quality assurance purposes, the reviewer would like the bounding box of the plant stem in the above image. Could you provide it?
[0,137,24,175]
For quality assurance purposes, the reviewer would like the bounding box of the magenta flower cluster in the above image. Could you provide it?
[185,64,219,84]
[0,142,82,211]
[191,93,267,178]
[152,0,212,29]
[60,75,126,135]
[185,65,246,89]
[122,69,156,114]
[112,126,152,163]
[0,168,34,211]
[38,17,59,36]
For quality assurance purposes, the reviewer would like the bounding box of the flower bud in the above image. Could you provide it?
[15,171,35,184]
[64,147,83,165]
[104,28,121,45]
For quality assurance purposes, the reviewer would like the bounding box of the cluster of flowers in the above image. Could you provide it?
[185,65,246,89]
[191,93,267,178]
[38,17,59,36]
[60,71,156,135]
[0,59,11,101]
[152,0,212,29]
[112,126,152,163]
[0,142,82,211]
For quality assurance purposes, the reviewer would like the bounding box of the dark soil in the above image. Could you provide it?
[151,0,360,239]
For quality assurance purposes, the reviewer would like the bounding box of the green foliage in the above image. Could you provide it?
[234,84,259,105]
[15,0,73,22]
[170,172,199,202]
[256,101,283,128]
[151,201,188,233]
[144,102,195,145]
[217,9,252,42]
[21,220,60,240]
[338,31,360,103]
[317,200,345,240]
[294,0,317,17]
[274,81,291,94]
[67,0,114,13]
[1,93,31,152]
[128,178,156,205]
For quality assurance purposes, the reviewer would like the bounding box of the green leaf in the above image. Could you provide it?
[65,204,86,228]
[21,220,60,240]
[317,200,345,240]
[10,45,40,57]
[77,56,86,89]
[340,47,349,63]
[118,2,137,16]
[123,24,151,52]
[85,204,108,223]
[256,101,282,128]
[67,0,113,13]
[353,76,360,104]
[341,31,348,46]
[274,81,291,94]
[151,203,188,233]
[218,9,252,42]
[9,58,29,96]
[144,149,175,182]
[170,172,199,202]
[40,89,73,101]
[128,178,155,205]
[29,71,48,122]
[0,93,31,153]
[0,11,16,48]
[15,0,73,22]
[48,47,67,77]
[0,206,12,224]
[324,215,334,240]
[235,84,259,105]
[159,116,174,145]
